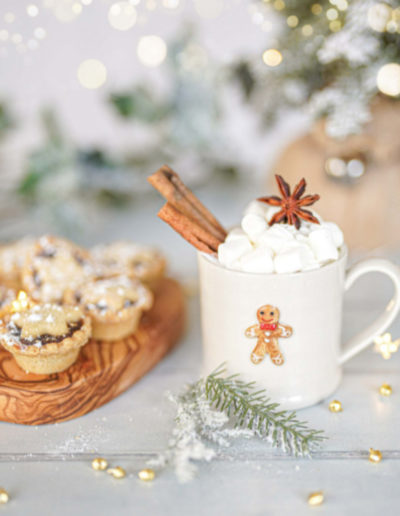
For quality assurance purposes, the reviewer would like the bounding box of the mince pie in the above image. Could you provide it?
[91,241,166,289]
[0,237,35,290]
[65,275,153,341]
[22,235,94,303]
[0,303,91,374]
[0,285,16,318]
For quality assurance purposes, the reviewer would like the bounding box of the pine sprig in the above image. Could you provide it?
[153,366,327,482]
[204,365,326,456]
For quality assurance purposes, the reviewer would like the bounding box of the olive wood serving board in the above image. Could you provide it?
[0,278,185,425]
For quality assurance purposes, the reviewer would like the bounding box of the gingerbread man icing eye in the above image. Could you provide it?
[270,311,274,316]
[260,310,265,315]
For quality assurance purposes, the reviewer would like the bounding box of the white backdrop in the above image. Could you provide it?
[0,0,309,185]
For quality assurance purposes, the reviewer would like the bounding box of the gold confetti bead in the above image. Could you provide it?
[308,491,324,506]
[0,488,9,504]
[328,400,342,412]
[107,466,126,479]
[91,457,108,471]
[369,448,382,463]
[138,468,155,481]
[379,383,392,396]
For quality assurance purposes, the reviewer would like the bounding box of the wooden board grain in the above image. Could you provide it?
[0,278,185,425]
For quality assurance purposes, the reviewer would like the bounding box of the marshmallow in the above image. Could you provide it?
[257,225,294,253]
[218,201,344,274]
[297,243,319,270]
[308,228,339,263]
[218,238,253,268]
[295,232,309,243]
[278,241,318,272]
[264,205,281,222]
[239,247,274,274]
[225,228,247,242]
[322,222,344,248]
[243,200,268,218]
[241,213,268,242]
[274,248,304,274]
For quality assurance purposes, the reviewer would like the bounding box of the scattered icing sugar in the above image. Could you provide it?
[52,423,110,455]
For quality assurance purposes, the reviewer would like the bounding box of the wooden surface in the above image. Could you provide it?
[0,278,185,425]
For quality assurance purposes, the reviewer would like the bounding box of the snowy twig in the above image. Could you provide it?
[151,366,326,482]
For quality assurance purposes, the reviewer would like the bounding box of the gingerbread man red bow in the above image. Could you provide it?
[245,304,292,366]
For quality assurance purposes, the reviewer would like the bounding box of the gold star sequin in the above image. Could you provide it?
[374,333,400,359]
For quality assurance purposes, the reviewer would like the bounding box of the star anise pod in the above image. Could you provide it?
[258,175,320,230]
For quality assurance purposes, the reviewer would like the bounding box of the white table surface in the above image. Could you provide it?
[0,180,399,516]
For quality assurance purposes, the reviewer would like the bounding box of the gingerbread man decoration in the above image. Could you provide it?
[245,305,292,366]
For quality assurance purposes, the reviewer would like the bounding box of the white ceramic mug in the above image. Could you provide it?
[198,247,400,409]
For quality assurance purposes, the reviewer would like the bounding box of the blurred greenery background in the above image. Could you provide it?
[0,0,399,250]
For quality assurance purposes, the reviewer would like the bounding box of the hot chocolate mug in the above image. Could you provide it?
[198,247,400,409]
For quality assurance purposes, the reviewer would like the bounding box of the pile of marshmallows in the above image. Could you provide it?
[218,200,344,274]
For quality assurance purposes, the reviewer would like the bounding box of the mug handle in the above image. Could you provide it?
[339,258,400,364]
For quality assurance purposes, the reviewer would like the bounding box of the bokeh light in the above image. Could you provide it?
[311,3,322,15]
[72,3,82,14]
[273,0,285,11]
[11,33,22,44]
[77,59,108,89]
[329,20,341,32]
[335,0,348,11]
[301,24,313,36]
[377,63,400,97]
[52,0,82,22]
[325,158,346,178]
[108,2,137,31]
[27,5,39,17]
[368,3,392,32]
[287,15,299,28]
[326,8,338,20]
[4,13,15,24]
[34,27,47,39]
[194,0,224,20]
[137,35,167,67]
[262,49,283,67]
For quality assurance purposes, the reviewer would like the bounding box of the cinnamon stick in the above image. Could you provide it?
[148,165,227,241]
[158,203,220,254]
